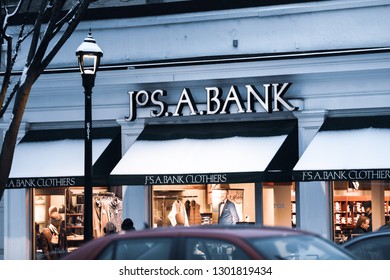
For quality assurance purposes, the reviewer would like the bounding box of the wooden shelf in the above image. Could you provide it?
[67,213,83,216]
[67,235,84,241]
[334,199,390,242]
[67,225,84,229]
[64,190,84,247]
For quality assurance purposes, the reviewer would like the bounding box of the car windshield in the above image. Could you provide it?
[247,235,352,260]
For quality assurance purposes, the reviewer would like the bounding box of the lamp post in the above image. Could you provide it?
[76,31,103,242]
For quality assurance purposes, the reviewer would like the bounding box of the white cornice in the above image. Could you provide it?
[78,0,390,29]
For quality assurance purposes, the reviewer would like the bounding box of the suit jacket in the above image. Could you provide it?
[218,199,239,225]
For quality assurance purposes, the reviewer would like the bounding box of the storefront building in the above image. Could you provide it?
[1,0,390,259]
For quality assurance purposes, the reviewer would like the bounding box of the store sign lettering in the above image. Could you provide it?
[6,177,77,189]
[126,82,297,121]
[145,174,227,185]
[299,170,390,181]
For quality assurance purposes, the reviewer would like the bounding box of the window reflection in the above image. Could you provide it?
[185,238,250,260]
[98,238,173,260]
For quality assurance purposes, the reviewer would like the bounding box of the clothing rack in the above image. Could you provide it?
[154,195,198,200]
[153,195,199,226]
[92,192,122,238]
[93,191,117,197]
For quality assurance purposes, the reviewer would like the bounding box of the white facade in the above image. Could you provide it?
[1,0,390,259]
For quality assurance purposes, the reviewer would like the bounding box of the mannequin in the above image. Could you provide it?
[40,206,67,260]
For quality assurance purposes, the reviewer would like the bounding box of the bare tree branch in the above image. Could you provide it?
[26,0,48,66]
[0,0,97,200]
[1,77,21,117]
[29,1,69,72]
[3,0,25,19]
[41,0,90,69]
[0,0,32,116]
[53,0,82,34]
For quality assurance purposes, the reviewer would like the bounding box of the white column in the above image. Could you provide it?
[116,119,149,229]
[298,181,332,239]
[122,185,150,230]
[294,111,332,239]
[4,189,30,260]
[2,122,29,259]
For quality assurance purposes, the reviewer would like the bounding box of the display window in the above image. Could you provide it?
[151,182,296,228]
[152,183,254,226]
[332,180,390,243]
[33,186,122,260]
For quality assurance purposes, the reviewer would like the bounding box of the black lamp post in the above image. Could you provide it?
[76,31,103,242]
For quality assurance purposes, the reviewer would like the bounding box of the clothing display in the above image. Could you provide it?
[93,193,123,237]
[168,200,189,226]
[188,200,201,225]
[153,192,204,227]
[40,222,67,260]
[218,199,239,225]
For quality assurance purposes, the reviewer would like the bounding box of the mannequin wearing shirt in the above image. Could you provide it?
[218,189,239,225]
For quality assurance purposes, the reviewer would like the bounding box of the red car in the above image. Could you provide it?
[62,225,355,260]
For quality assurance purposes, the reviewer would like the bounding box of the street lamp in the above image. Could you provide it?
[76,30,103,242]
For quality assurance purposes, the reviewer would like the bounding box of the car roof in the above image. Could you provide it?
[127,224,305,236]
[112,225,312,242]
[62,225,315,259]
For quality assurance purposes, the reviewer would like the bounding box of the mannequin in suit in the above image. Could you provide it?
[218,189,239,225]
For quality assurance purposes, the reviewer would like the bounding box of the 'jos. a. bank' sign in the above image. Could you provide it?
[125,82,297,121]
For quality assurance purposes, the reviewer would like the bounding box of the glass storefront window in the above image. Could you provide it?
[151,183,255,227]
[332,180,390,243]
[151,182,296,228]
[33,186,121,260]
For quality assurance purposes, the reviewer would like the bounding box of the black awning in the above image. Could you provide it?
[110,119,298,185]
[7,127,121,189]
[293,115,390,181]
